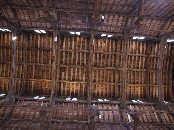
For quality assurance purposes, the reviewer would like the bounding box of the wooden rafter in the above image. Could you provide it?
[145,0,174,4]
[0,5,170,21]
[0,14,19,28]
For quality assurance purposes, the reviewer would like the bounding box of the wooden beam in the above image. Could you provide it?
[7,18,171,33]
[169,45,174,100]
[115,42,119,99]
[0,14,19,28]
[39,109,48,130]
[49,24,58,105]
[157,35,168,103]
[0,5,170,20]
[87,31,94,106]
[56,33,61,99]
[145,43,151,100]
[16,27,163,40]
[2,1,20,28]
[49,1,59,104]
[136,0,144,25]
[145,0,174,4]
[19,33,28,96]
[133,113,139,130]
[121,29,130,108]
[93,0,99,25]
[6,28,17,102]
[87,31,94,130]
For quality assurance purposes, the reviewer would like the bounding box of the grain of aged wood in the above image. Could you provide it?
[87,32,94,105]
[121,29,129,107]
[145,44,151,100]
[50,25,58,104]
[157,35,168,103]
[0,0,174,129]
[6,29,17,102]
[169,45,174,100]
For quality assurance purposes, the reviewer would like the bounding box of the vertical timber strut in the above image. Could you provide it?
[6,28,17,103]
[145,44,150,100]
[157,35,168,105]
[50,24,58,105]
[169,45,174,100]
[87,31,94,130]
[121,28,129,109]
[19,33,28,96]
[137,0,144,25]
[87,32,94,105]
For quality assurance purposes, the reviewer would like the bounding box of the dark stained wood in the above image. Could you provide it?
[87,32,94,105]
[0,5,170,20]
[87,32,94,130]
[145,0,174,4]
[7,29,17,102]
[50,26,58,104]
[137,0,144,25]
[2,0,20,28]
[115,43,119,99]
[0,14,19,28]
[19,33,28,96]
[121,29,130,107]
[169,45,174,100]
[39,109,48,130]
[145,44,151,100]
[56,32,61,98]
[134,113,139,130]
[157,35,168,103]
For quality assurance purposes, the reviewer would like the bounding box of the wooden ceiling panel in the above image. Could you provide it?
[0,0,173,38]
[26,0,38,7]
[153,3,168,17]
[164,6,174,17]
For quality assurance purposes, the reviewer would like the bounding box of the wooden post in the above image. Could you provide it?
[19,33,28,96]
[39,109,48,130]
[7,28,17,102]
[115,47,119,99]
[145,44,150,100]
[50,25,58,104]
[121,29,129,108]
[137,0,144,24]
[157,35,168,104]
[134,112,139,130]
[87,31,94,106]
[56,32,61,98]
[169,45,174,100]
[87,31,94,130]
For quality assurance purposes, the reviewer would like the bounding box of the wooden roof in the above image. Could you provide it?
[1,98,174,129]
[0,1,174,129]
[0,0,174,38]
